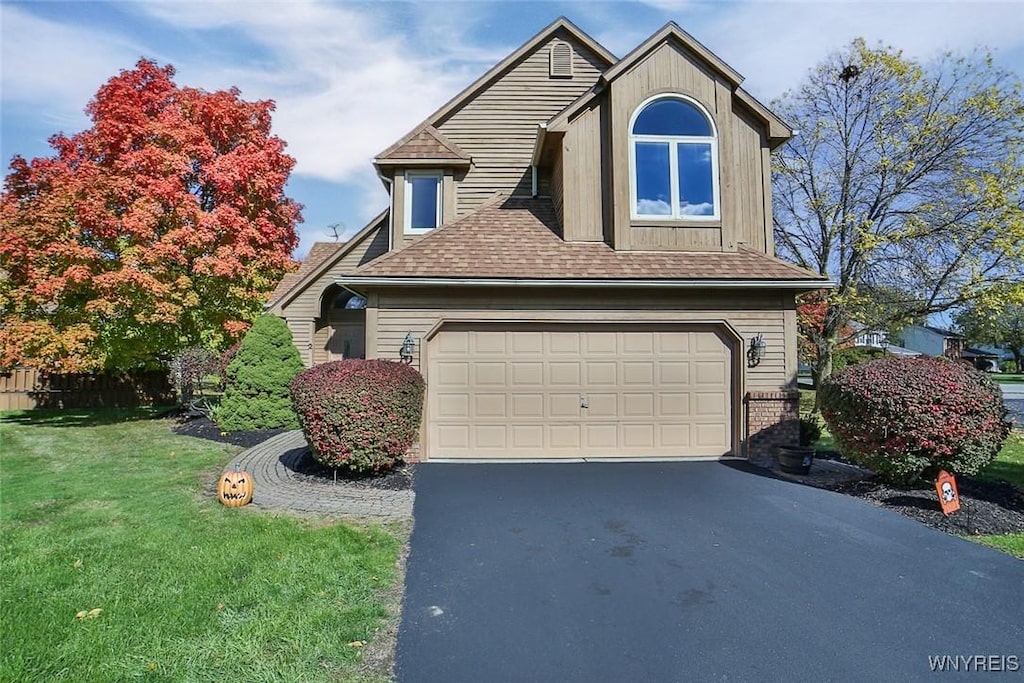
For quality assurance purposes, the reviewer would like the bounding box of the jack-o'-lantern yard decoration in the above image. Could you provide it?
[217,466,253,507]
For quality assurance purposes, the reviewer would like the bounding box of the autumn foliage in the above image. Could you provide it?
[0,60,301,372]
[819,356,1011,485]
[290,360,425,473]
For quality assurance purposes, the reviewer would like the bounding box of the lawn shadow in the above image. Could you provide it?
[0,406,174,427]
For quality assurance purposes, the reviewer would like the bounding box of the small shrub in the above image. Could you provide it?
[832,346,887,372]
[217,315,304,431]
[290,359,425,473]
[819,356,1011,485]
[799,415,823,447]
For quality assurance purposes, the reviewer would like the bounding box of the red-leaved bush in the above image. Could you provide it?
[290,360,425,473]
[819,356,1011,485]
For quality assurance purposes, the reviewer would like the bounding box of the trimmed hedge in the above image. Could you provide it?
[819,356,1011,485]
[290,359,425,473]
[216,315,304,431]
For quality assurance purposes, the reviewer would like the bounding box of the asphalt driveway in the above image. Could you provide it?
[396,462,1024,682]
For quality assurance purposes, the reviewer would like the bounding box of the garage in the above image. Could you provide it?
[425,323,736,459]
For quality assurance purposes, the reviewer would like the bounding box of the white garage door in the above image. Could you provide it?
[426,324,734,459]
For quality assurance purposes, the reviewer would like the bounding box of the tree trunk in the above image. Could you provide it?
[811,342,836,413]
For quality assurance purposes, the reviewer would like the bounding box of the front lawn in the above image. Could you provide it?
[0,408,402,681]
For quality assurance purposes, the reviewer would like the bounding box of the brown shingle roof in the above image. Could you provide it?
[376,125,471,161]
[353,197,828,282]
[267,241,342,303]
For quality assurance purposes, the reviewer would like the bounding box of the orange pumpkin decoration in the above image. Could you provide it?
[217,466,253,507]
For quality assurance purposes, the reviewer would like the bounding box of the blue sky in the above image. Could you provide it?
[3,1,1023,259]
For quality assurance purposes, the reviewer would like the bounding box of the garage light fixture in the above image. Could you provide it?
[747,333,766,367]
[400,333,416,364]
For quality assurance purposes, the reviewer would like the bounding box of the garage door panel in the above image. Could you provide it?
[622,361,654,385]
[548,332,580,354]
[622,393,655,417]
[436,361,469,386]
[548,362,581,385]
[583,332,618,354]
[475,425,507,449]
[510,362,543,385]
[695,360,727,385]
[473,362,506,386]
[511,425,544,448]
[474,331,507,354]
[550,393,582,417]
[549,424,581,449]
[587,393,618,418]
[659,393,690,417]
[428,327,733,459]
[474,393,507,418]
[511,331,544,354]
[436,393,470,418]
[511,394,545,417]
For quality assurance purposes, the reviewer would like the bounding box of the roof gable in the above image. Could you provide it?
[265,209,389,313]
[379,17,616,159]
[375,125,471,163]
[546,22,792,145]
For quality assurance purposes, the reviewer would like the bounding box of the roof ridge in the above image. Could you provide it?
[354,193,510,275]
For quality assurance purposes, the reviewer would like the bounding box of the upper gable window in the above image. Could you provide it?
[405,170,443,234]
[629,95,719,221]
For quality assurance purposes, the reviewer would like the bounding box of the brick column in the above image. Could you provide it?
[745,390,800,465]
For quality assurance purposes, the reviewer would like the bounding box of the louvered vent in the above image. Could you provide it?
[549,41,573,78]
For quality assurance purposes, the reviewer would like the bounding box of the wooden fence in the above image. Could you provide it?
[0,367,175,411]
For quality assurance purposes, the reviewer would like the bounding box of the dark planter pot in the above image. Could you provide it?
[776,446,815,475]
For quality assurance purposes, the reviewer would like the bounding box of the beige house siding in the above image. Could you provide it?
[435,31,608,217]
[371,289,794,392]
[287,317,315,366]
[605,40,773,253]
[561,103,605,242]
[279,223,388,320]
[550,147,564,227]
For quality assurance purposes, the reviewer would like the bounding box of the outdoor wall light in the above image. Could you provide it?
[400,333,416,364]
[747,333,766,368]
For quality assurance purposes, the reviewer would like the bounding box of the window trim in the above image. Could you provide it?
[628,94,721,222]
[404,169,443,235]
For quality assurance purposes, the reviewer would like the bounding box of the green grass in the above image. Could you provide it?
[1,408,402,682]
[995,374,1024,383]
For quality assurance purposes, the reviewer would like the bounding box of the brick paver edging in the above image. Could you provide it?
[226,430,413,521]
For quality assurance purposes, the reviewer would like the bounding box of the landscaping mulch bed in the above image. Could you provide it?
[172,415,414,491]
[279,446,414,491]
[172,414,288,449]
[811,450,1024,536]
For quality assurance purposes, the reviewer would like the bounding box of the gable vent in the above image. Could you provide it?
[549,41,574,78]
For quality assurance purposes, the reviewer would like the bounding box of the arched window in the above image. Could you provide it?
[333,290,366,310]
[629,95,719,220]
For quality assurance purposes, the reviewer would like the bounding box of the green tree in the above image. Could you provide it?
[954,284,1024,372]
[216,315,304,431]
[774,40,1024,393]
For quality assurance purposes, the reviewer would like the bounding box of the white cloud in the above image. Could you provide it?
[0,6,143,131]
[679,201,714,216]
[130,0,504,183]
[669,2,1024,100]
[637,198,672,215]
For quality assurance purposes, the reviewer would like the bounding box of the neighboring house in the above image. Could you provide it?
[901,325,966,359]
[266,18,831,463]
[848,321,920,357]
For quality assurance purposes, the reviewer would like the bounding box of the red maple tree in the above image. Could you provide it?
[1,60,300,372]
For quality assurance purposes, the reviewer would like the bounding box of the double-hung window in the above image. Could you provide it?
[629,95,720,220]
[405,170,443,234]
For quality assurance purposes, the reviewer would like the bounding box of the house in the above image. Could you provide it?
[265,18,832,463]
[849,321,920,357]
[901,325,966,360]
